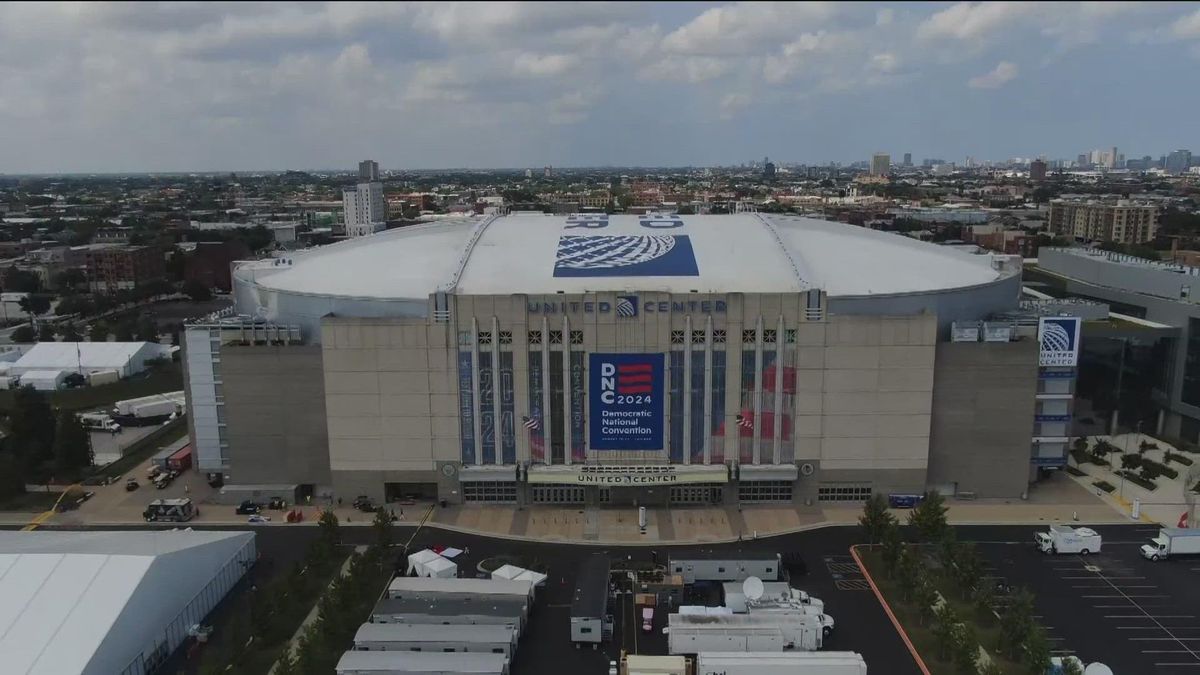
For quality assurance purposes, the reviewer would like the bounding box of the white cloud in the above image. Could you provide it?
[868,53,899,73]
[512,52,579,78]
[639,56,733,83]
[719,93,751,120]
[548,87,603,125]
[662,2,840,56]
[1170,9,1200,39]
[968,61,1018,88]
[917,2,1026,42]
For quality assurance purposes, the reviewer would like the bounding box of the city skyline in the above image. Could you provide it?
[1,2,1199,173]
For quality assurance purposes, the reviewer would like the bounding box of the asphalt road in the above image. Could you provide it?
[37,522,1171,675]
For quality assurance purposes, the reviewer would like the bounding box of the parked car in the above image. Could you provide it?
[353,495,376,512]
[154,474,173,489]
[125,478,139,492]
[247,514,271,523]
[236,501,262,515]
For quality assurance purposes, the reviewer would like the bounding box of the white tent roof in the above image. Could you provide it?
[405,549,441,576]
[491,564,523,580]
[514,569,548,587]
[423,556,457,578]
[0,530,254,675]
[11,342,169,374]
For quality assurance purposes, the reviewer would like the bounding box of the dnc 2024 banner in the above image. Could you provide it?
[588,353,664,451]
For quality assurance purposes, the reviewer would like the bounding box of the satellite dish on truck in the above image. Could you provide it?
[743,576,764,601]
[1083,665,1113,675]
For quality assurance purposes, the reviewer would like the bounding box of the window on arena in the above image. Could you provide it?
[671,330,686,345]
[458,331,471,346]
[742,329,757,344]
[785,329,797,344]
[739,480,792,502]
[549,330,563,344]
[762,329,777,344]
[570,330,584,345]
[499,330,513,345]
[528,330,542,345]
[817,484,873,503]
[477,331,492,345]
[712,329,727,344]
[691,330,705,344]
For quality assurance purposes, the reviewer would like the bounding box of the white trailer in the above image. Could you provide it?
[668,626,786,655]
[696,651,868,675]
[335,651,509,675]
[1141,528,1200,561]
[1035,525,1102,555]
[388,577,534,603]
[668,612,823,651]
[113,391,186,416]
[352,623,517,657]
[722,582,824,614]
[621,655,688,675]
[669,553,781,583]
[370,597,526,633]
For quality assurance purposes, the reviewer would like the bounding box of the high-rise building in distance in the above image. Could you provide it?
[762,156,776,180]
[903,152,912,167]
[358,160,380,181]
[1166,149,1193,175]
[1048,199,1158,244]
[1030,159,1047,180]
[870,153,890,176]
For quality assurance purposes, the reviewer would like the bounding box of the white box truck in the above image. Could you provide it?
[1035,525,1102,555]
[1141,528,1200,561]
[696,651,867,675]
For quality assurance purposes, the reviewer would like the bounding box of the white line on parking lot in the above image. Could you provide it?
[1131,637,1200,641]
[1154,663,1200,667]
[1107,615,1196,619]
[1117,627,1200,630]
[1083,594,1169,598]
[1062,575,1146,580]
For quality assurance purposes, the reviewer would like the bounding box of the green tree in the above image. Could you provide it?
[372,506,393,559]
[1121,453,1143,470]
[1062,656,1085,675]
[9,386,56,475]
[273,649,298,675]
[1092,439,1115,460]
[114,320,135,341]
[1000,588,1037,657]
[318,508,341,554]
[37,323,56,342]
[183,278,213,302]
[952,623,980,675]
[0,451,26,502]
[932,602,959,659]
[859,493,896,548]
[908,491,949,543]
[880,523,903,578]
[11,325,35,343]
[952,543,984,599]
[896,547,921,601]
[52,268,87,291]
[52,412,93,475]
[88,321,110,342]
[4,268,42,293]
[58,322,82,342]
[136,317,158,342]
[915,578,940,626]
[972,584,996,624]
[977,662,1004,675]
[1022,625,1053,674]
[18,293,51,320]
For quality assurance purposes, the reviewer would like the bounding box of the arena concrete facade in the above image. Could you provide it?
[184,213,1036,506]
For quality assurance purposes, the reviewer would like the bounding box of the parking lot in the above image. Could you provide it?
[972,524,1200,673]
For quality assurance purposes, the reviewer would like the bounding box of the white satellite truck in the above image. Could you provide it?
[1035,525,1102,555]
[1141,527,1200,561]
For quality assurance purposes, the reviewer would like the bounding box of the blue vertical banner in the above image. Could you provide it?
[710,350,726,463]
[589,352,665,451]
[479,351,495,464]
[570,351,585,462]
[458,351,475,465]
[690,351,706,463]
[500,352,516,464]
[527,351,545,463]
[669,352,684,462]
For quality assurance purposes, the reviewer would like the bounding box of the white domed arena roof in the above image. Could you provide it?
[243,213,1010,301]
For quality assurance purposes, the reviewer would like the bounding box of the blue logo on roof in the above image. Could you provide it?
[552,235,699,277]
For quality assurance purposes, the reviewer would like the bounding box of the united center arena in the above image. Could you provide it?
[183,212,1065,507]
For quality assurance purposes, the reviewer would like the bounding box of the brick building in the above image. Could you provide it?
[77,244,166,293]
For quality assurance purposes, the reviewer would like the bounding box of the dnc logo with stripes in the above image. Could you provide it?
[553,235,700,277]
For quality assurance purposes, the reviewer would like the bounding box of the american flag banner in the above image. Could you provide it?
[522,415,541,430]
[736,413,754,429]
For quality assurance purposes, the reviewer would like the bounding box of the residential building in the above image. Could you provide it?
[1030,159,1047,181]
[78,244,167,293]
[903,152,912,167]
[1047,200,1158,244]
[762,157,776,180]
[870,153,890,176]
[342,182,388,238]
[359,160,380,181]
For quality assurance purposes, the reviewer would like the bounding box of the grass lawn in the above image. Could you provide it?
[860,549,1027,675]
[0,490,61,512]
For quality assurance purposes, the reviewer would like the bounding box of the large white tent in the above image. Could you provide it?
[9,342,173,379]
[0,529,256,675]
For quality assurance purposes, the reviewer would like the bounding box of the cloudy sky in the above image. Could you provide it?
[1,1,1198,173]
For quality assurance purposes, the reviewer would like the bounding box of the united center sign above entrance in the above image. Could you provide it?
[526,464,729,485]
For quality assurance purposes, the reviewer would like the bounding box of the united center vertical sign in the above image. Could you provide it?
[589,353,664,450]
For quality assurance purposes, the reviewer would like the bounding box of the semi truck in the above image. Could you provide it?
[112,392,186,426]
[1141,528,1200,561]
[1035,525,1102,555]
[79,412,121,433]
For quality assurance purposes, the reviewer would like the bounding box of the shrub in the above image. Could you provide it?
[1120,454,1143,471]
[1140,440,1158,452]
[1166,451,1194,466]
[1064,465,1087,477]
[1116,470,1157,491]
[1070,447,1091,465]
[1092,481,1116,493]
[1141,458,1178,480]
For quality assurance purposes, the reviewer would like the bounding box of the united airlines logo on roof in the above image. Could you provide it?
[553,235,700,277]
